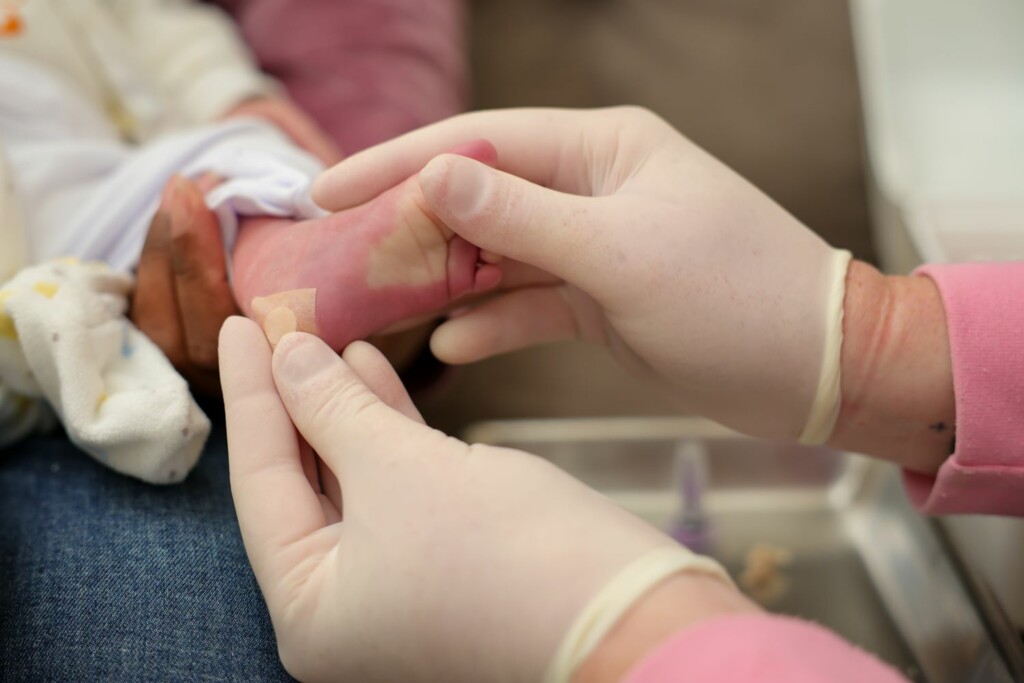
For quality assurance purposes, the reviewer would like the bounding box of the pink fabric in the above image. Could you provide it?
[216,0,467,155]
[625,614,907,682]
[905,263,1024,515]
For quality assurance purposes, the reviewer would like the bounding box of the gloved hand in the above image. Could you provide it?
[219,316,742,683]
[313,107,852,442]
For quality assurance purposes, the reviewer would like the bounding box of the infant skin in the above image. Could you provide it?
[229,141,502,349]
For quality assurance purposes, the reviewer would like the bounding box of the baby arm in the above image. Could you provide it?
[221,96,341,165]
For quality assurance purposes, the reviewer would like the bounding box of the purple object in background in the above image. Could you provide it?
[670,439,713,554]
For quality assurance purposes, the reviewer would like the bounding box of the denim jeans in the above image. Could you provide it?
[0,402,292,682]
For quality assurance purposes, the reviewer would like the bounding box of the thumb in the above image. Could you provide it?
[418,154,617,289]
[271,332,432,485]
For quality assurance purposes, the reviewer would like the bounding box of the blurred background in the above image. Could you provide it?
[423,0,874,432]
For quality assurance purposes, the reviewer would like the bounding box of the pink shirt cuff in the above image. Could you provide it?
[907,263,1024,515]
[624,614,906,683]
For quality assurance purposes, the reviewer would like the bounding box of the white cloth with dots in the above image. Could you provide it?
[0,260,208,484]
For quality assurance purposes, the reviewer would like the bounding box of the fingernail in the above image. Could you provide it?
[275,333,336,385]
[420,155,492,222]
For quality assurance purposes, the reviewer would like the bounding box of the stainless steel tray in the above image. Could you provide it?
[463,417,1021,683]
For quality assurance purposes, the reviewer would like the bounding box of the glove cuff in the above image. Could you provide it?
[544,545,731,683]
[798,249,852,445]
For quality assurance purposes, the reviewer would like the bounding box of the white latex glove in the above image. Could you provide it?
[313,107,851,442]
[219,316,734,683]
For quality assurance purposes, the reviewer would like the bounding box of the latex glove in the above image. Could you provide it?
[312,107,852,442]
[223,95,343,165]
[219,316,734,683]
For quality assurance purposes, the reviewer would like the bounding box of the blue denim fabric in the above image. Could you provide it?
[0,405,292,682]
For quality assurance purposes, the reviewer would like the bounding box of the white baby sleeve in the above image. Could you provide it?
[0,260,210,484]
[116,0,276,124]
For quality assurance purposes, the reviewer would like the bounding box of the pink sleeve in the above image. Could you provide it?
[220,0,467,155]
[625,615,907,683]
[906,263,1024,515]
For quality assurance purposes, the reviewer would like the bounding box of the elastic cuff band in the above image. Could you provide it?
[798,249,852,445]
[543,546,731,683]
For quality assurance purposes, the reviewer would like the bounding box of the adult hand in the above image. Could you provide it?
[312,107,851,442]
[219,317,746,683]
[223,95,343,165]
[131,175,238,396]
